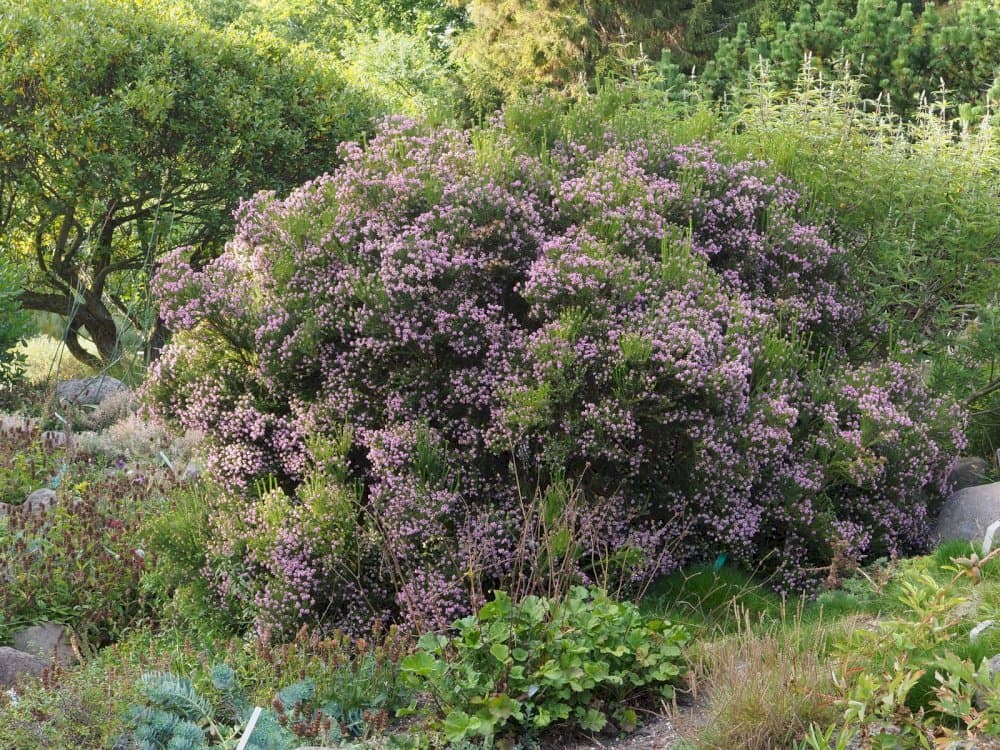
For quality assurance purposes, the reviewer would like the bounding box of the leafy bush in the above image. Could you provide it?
[800,549,1000,748]
[0,0,375,368]
[400,587,688,741]
[150,116,964,635]
[0,260,29,389]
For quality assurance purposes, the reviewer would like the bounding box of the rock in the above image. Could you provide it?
[0,647,46,689]
[990,654,1000,680]
[40,430,72,451]
[935,481,1000,544]
[56,375,128,406]
[182,460,201,481]
[971,620,995,642]
[0,414,39,437]
[12,623,77,666]
[949,457,991,491]
[22,488,57,517]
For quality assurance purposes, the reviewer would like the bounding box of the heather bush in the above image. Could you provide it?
[150,117,964,636]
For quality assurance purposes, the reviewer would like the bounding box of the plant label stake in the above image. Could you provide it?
[235,706,263,750]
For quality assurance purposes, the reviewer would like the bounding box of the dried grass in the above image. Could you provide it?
[686,604,844,750]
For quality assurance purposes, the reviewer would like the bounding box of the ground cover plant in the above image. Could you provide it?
[149,113,964,639]
[400,587,688,740]
[0,425,171,647]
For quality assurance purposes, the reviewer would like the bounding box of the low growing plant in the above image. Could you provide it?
[800,547,1000,748]
[130,664,325,750]
[0,470,159,646]
[399,586,689,742]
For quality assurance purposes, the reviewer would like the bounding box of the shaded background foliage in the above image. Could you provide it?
[0,0,375,369]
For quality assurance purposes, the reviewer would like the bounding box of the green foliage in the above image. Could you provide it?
[642,563,784,633]
[799,549,1000,747]
[400,587,688,741]
[0,260,29,389]
[187,0,466,117]
[720,66,1000,453]
[129,657,396,750]
[670,0,1000,120]
[453,0,759,109]
[0,427,62,506]
[0,0,374,368]
[340,29,461,117]
[191,0,464,48]
[0,428,169,645]
[140,484,230,636]
[130,666,298,750]
[0,647,152,748]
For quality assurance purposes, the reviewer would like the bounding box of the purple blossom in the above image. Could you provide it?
[149,118,967,633]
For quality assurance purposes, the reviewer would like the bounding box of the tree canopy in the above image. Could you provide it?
[0,0,374,366]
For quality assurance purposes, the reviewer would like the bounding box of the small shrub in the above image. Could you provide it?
[243,625,411,738]
[399,586,689,741]
[800,548,1000,747]
[140,484,227,635]
[129,664,310,750]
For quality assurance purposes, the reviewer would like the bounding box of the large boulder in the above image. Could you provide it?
[11,623,77,666]
[22,488,57,518]
[948,457,991,491]
[56,375,128,406]
[0,647,46,689]
[936,481,1000,544]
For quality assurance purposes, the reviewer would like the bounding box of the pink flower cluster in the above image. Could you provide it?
[150,118,965,634]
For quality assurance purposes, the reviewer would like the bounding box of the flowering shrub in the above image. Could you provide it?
[150,118,964,635]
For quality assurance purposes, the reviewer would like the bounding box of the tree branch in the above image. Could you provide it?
[967,377,1000,406]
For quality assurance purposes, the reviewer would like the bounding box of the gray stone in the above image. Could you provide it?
[0,414,38,437]
[40,430,72,451]
[949,457,991,491]
[0,647,46,689]
[990,654,1000,680]
[971,620,995,642]
[935,481,1000,544]
[182,460,201,481]
[12,623,77,666]
[56,375,128,406]
[22,488,57,517]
